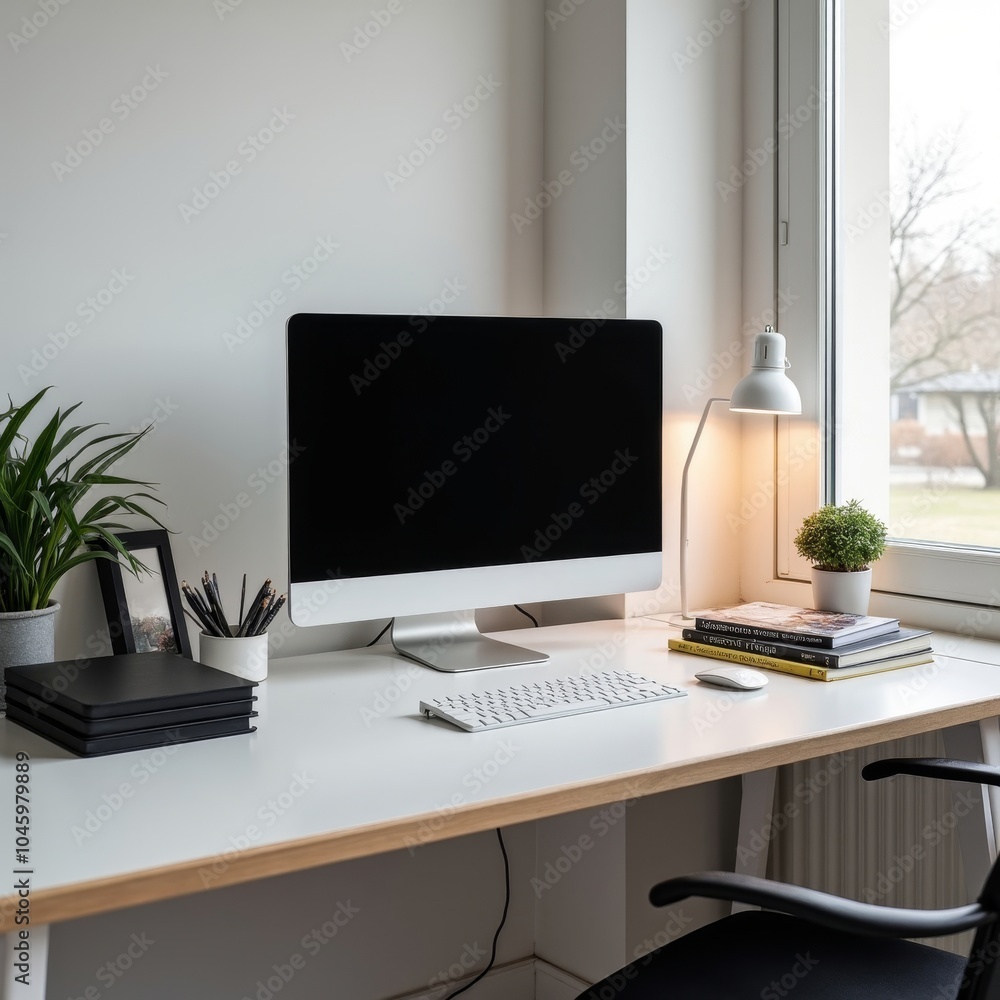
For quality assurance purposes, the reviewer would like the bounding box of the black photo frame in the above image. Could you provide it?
[94,529,193,659]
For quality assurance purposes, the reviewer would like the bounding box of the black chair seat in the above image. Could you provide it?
[577,910,966,1000]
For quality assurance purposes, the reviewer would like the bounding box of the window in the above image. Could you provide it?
[886,0,1000,547]
[758,0,1000,629]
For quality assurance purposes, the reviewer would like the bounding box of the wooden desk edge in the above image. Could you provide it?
[5,695,1000,929]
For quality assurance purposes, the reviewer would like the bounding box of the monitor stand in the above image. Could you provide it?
[390,609,549,672]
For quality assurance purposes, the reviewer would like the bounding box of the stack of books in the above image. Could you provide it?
[668,601,933,681]
[4,652,258,756]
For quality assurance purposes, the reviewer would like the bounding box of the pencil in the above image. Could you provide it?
[252,590,276,636]
[237,593,267,637]
[258,594,286,633]
[204,571,233,637]
[181,584,224,636]
[183,606,223,637]
[238,573,247,629]
[241,578,271,633]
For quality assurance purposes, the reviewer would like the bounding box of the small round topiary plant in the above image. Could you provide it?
[794,499,887,573]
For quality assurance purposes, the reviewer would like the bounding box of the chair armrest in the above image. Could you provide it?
[650,871,993,938]
[862,757,1000,787]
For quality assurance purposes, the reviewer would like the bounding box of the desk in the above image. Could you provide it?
[3,617,1000,997]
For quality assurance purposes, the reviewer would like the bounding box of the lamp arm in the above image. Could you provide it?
[679,397,730,620]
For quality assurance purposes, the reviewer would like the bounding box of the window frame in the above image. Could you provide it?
[742,0,1000,640]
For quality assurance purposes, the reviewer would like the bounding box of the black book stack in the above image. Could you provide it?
[4,652,258,757]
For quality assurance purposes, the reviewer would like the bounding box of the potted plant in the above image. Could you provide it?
[0,387,164,707]
[794,499,887,615]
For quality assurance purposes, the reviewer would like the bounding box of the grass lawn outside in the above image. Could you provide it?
[889,482,1000,547]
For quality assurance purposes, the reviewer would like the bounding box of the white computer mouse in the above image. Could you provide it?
[695,665,769,690]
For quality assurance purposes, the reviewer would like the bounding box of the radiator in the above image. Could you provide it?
[769,732,971,955]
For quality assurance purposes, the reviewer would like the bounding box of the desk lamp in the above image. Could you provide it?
[678,326,801,620]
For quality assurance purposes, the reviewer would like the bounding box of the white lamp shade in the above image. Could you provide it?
[728,329,802,414]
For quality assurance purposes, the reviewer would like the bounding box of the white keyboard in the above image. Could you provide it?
[419,669,686,732]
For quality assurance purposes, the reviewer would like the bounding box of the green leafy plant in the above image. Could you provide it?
[794,499,887,573]
[0,387,165,612]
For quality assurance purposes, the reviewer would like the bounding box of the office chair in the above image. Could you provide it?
[574,758,1000,1000]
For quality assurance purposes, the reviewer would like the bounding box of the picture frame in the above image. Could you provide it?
[93,529,193,659]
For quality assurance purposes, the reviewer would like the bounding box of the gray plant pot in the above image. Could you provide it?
[0,602,60,714]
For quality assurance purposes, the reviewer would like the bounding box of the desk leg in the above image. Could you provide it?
[732,767,777,914]
[979,717,1000,850]
[1,925,47,1000]
[943,721,1000,903]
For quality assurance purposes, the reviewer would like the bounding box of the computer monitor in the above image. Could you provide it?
[286,313,663,671]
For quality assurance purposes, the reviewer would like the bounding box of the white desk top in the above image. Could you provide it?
[2,617,999,927]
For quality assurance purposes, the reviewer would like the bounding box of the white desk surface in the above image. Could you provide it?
[2,617,999,927]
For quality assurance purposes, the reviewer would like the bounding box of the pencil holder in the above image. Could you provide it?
[198,627,268,682]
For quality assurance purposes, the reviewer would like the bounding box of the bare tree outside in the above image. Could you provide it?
[888,122,1000,538]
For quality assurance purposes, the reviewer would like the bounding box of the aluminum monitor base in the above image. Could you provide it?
[390,610,549,672]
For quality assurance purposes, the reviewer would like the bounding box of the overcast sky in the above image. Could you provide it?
[890,0,1000,250]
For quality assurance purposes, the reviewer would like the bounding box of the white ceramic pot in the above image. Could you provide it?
[198,627,268,682]
[0,601,60,713]
[811,568,872,616]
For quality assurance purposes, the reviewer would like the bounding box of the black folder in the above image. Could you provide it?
[5,652,257,719]
[5,704,257,756]
[4,689,257,737]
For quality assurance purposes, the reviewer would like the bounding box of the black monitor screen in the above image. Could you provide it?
[287,314,662,583]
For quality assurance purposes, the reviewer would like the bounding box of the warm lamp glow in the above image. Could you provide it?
[677,327,801,620]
